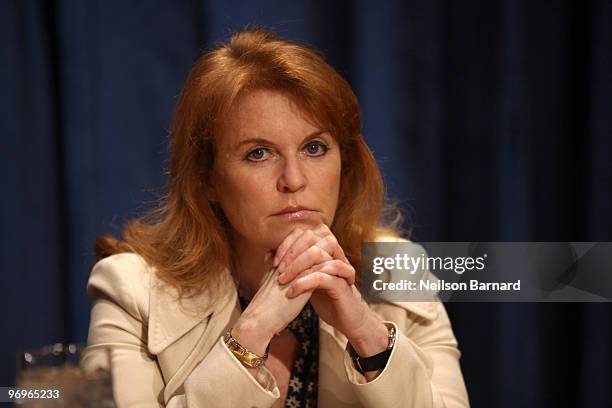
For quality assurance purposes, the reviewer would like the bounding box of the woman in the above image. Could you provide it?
[82,28,469,407]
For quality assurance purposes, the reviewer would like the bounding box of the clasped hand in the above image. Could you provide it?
[272,224,381,347]
[234,224,388,361]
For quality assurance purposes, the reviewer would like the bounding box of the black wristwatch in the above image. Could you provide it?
[350,325,397,373]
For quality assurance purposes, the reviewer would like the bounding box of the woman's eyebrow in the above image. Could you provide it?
[233,129,329,150]
[233,137,273,150]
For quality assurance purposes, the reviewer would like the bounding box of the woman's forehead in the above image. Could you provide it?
[217,90,327,145]
[230,89,314,122]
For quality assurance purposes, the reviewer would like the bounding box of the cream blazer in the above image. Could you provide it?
[81,243,469,407]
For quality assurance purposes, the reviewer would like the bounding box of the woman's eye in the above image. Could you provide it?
[246,148,268,161]
[304,141,328,156]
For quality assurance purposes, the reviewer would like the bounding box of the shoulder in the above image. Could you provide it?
[87,253,153,323]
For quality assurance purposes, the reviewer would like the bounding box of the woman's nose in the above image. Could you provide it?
[277,156,307,193]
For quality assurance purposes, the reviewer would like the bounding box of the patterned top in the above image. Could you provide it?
[238,295,319,408]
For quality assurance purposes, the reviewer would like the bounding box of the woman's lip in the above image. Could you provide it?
[273,209,314,219]
[273,206,311,215]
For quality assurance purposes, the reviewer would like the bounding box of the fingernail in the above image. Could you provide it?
[287,287,293,297]
[278,272,285,283]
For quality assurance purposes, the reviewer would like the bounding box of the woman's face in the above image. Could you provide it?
[211,89,341,251]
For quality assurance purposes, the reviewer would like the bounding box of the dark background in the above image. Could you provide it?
[2,1,611,406]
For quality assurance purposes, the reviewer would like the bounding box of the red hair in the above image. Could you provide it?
[96,28,402,297]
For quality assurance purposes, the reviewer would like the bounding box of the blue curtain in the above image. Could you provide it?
[1,1,611,406]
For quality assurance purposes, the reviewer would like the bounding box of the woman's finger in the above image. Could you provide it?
[278,236,354,285]
[278,245,332,284]
[310,224,349,264]
[284,259,355,290]
[311,223,333,238]
[273,227,307,267]
[276,229,323,272]
[274,223,330,268]
[291,259,354,281]
[313,235,349,265]
[286,271,345,298]
[277,225,348,273]
[312,260,355,284]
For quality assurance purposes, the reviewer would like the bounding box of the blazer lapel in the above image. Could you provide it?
[163,287,240,403]
[146,269,241,403]
[147,274,215,355]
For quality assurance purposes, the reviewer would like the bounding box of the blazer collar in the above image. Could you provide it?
[392,301,439,320]
[147,269,236,355]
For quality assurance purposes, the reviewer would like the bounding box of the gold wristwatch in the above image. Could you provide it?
[223,330,269,368]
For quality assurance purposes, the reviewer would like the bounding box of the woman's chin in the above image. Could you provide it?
[273,218,325,232]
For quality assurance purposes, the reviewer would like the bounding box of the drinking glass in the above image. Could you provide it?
[15,343,114,407]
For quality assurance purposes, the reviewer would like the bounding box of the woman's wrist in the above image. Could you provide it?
[232,316,274,356]
[346,312,389,357]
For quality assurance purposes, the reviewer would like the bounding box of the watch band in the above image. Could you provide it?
[223,330,269,368]
[351,325,396,373]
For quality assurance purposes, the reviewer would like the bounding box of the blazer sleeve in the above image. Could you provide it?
[342,302,470,408]
[80,254,280,408]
